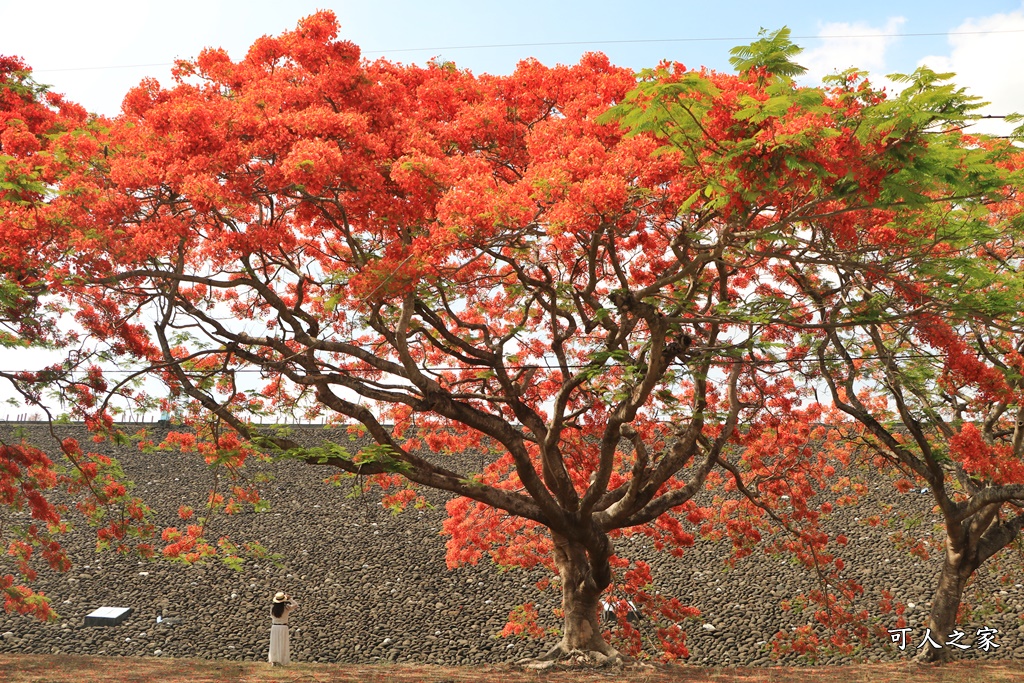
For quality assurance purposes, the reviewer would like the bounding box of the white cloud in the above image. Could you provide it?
[800,17,906,89]
[919,4,1024,136]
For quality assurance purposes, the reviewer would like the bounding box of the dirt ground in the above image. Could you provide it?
[2,654,1024,683]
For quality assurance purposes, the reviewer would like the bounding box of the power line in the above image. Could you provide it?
[31,28,1024,74]
[365,29,1024,55]
[34,62,173,74]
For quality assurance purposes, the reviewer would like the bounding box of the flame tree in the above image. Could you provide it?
[14,17,1024,661]
[1,57,158,619]
[614,28,1024,661]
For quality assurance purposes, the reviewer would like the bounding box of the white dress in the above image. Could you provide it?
[268,602,297,665]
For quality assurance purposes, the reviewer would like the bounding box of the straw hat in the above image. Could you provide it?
[273,591,289,603]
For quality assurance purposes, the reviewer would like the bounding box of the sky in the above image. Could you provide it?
[3,0,1024,132]
[3,0,1024,417]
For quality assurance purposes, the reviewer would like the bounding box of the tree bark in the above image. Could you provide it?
[917,542,975,663]
[541,531,619,662]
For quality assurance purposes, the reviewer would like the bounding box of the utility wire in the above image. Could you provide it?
[365,29,1024,55]
[31,28,1024,73]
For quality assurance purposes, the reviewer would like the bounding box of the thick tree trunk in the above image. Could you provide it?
[917,543,975,663]
[537,531,620,664]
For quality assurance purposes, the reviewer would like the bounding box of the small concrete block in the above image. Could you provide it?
[84,606,133,627]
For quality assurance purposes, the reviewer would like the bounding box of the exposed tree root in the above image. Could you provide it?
[913,647,950,665]
[517,640,628,670]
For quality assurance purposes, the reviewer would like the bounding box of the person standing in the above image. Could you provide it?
[268,591,297,666]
